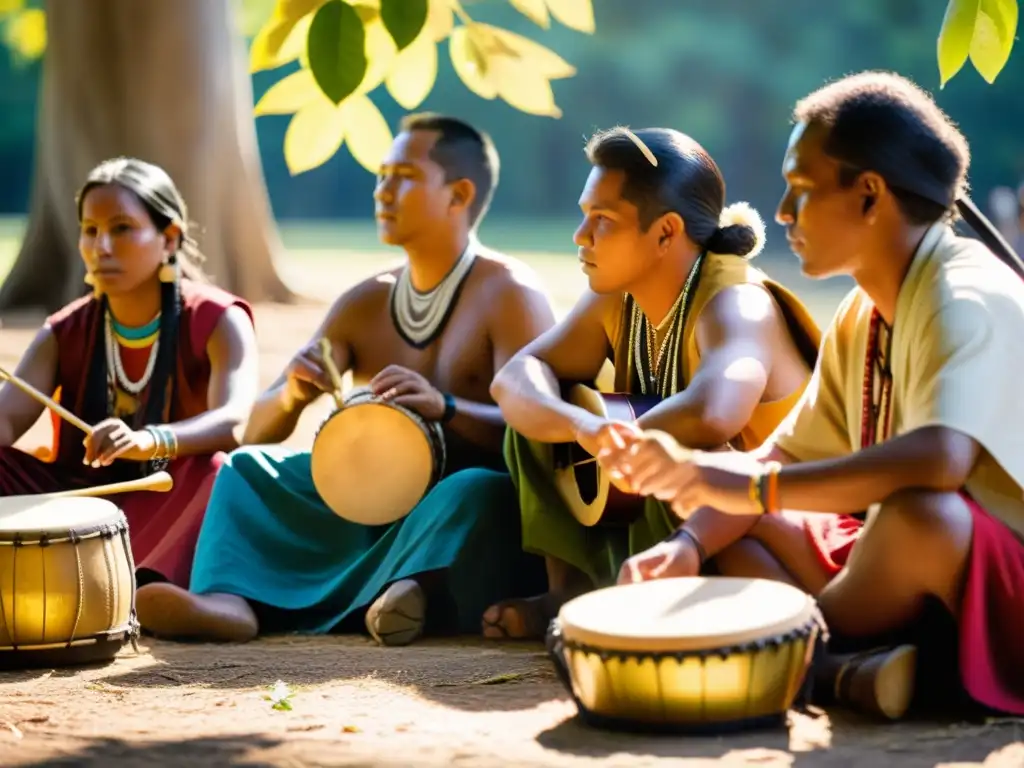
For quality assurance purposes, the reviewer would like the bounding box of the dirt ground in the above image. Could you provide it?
[0,258,1022,766]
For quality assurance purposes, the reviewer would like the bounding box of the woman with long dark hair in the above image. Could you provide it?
[0,157,259,590]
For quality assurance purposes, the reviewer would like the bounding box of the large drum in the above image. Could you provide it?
[546,577,821,733]
[310,386,447,525]
[0,496,139,670]
[553,384,660,527]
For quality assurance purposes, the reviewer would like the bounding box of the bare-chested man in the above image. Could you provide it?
[603,72,1024,719]
[480,127,822,639]
[134,113,554,645]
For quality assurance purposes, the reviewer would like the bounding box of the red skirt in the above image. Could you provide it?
[0,446,223,589]
[792,497,1024,715]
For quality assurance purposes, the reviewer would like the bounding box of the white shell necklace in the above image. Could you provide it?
[390,242,476,348]
[105,310,159,395]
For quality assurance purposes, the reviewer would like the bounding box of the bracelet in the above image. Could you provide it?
[441,392,457,423]
[673,527,708,566]
[145,425,179,460]
[757,461,782,514]
[749,469,764,514]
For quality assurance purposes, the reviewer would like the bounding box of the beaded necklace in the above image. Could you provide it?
[626,252,705,397]
[860,308,894,448]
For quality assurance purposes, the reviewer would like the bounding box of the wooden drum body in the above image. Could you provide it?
[546,577,821,733]
[310,386,447,526]
[553,384,660,527]
[0,496,138,670]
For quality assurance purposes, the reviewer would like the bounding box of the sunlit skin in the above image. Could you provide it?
[80,183,180,327]
[374,130,476,293]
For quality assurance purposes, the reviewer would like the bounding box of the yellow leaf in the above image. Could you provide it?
[255,68,324,116]
[237,0,277,37]
[937,0,980,87]
[250,0,325,72]
[386,32,437,109]
[284,98,348,174]
[545,0,595,34]
[491,57,561,117]
[509,0,549,28]
[0,0,25,16]
[473,22,576,79]
[341,95,394,172]
[449,26,497,99]
[3,8,46,60]
[969,0,1018,83]
[356,16,399,95]
[425,0,454,42]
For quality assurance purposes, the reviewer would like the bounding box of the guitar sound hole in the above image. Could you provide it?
[575,462,599,505]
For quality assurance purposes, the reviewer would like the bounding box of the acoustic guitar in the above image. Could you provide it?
[552,383,661,527]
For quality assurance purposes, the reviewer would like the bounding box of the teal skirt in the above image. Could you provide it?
[189,445,546,634]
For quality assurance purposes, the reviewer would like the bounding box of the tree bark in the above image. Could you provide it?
[0,0,295,313]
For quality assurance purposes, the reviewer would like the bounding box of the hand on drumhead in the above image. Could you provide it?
[83,418,156,467]
[617,538,700,585]
[370,365,445,421]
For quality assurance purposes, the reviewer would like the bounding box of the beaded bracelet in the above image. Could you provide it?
[756,461,783,515]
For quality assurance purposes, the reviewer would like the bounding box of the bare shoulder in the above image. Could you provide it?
[322,265,401,326]
[470,246,550,300]
[699,282,781,332]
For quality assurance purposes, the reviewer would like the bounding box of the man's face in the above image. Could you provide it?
[775,121,873,278]
[374,130,454,246]
[573,167,662,294]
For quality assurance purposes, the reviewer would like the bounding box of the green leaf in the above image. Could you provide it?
[937,0,980,87]
[969,0,1018,83]
[307,0,368,105]
[380,0,428,51]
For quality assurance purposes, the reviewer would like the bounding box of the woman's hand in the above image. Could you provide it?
[82,418,157,467]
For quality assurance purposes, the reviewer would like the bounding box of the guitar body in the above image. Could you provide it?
[552,384,661,527]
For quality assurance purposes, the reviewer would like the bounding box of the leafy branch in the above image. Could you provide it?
[937,0,1018,87]
[249,0,591,175]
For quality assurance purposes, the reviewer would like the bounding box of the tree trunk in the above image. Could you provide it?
[0,0,295,313]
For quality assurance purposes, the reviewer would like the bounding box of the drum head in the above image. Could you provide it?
[0,496,124,539]
[558,577,817,654]
[311,402,435,525]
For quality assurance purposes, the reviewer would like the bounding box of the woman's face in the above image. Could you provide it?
[79,183,178,297]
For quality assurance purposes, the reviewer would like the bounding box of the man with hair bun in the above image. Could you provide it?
[601,72,1024,719]
[481,126,822,639]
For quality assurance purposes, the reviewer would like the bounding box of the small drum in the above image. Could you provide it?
[546,577,821,733]
[0,496,139,670]
[553,384,660,527]
[311,385,447,525]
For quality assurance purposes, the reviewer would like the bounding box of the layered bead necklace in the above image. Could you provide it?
[860,308,894,448]
[390,244,476,348]
[626,253,705,397]
[104,309,161,417]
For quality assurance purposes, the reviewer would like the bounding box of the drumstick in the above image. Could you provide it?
[0,365,93,436]
[318,337,345,410]
[45,471,173,499]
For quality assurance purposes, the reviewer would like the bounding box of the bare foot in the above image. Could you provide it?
[481,593,567,640]
[135,584,259,643]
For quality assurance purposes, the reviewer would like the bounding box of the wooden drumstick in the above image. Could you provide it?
[45,471,173,499]
[318,337,345,410]
[0,364,93,436]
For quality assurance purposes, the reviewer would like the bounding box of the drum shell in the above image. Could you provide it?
[0,511,136,667]
[546,616,819,733]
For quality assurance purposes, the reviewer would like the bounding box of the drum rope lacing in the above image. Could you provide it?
[389,243,477,348]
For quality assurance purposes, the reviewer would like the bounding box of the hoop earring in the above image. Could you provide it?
[158,254,178,283]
